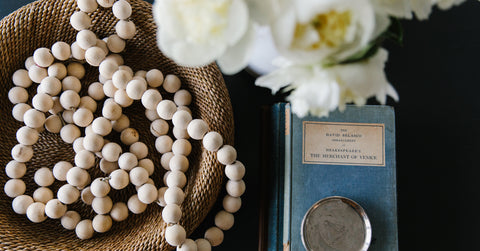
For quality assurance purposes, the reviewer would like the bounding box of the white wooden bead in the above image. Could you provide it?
[48,97,63,115]
[172,139,192,156]
[173,127,190,140]
[78,0,98,12]
[11,144,33,162]
[225,161,246,181]
[102,142,122,162]
[88,82,105,101]
[5,160,27,179]
[73,108,94,127]
[187,119,209,140]
[92,117,112,136]
[75,150,95,169]
[103,80,118,98]
[60,90,81,110]
[166,171,187,188]
[99,59,119,79]
[217,145,237,165]
[85,46,107,66]
[138,158,154,176]
[12,69,32,88]
[48,63,68,79]
[81,186,95,205]
[226,180,246,197]
[109,169,129,189]
[177,239,197,251]
[146,69,164,87]
[71,42,86,60]
[32,93,53,112]
[96,39,109,55]
[22,110,42,128]
[34,167,54,187]
[114,89,133,107]
[76,30,97,50]
[129,167,149,186]
[12,103,31,122]
[204,227,224,247]
[33,187,54,203]
[163,74,181,93]
[112,0,132,19]
[162,204,182,223]
[45,199,67,219]
[76,219,94,240]
[4,179,26,198]
[112,69,132,89]
[130,142,148,159]
[164,187,185,205]
[126,78,147,100]
[151,119,169,137]
[157,187,168,207]
[67,62,86,79]
[105,54,124,65]
[119,65,134,75]
[12,195,34,214]
[16,126,39,145]
[99,159,118,174]
[97,0,115,8]
[62,76,81,92]
[163,171,171,186]
[115,20,136,39]
[172,110,192,130]
[57,184,80,204]
[93,214,112,233]
[135,70,147,78]
[202,132,223,152]
[8,86,28,104]
[61,211,81,230]
[137,183,159,204]
[60,124,81,144]
[33,47,54,67]
[83,133,104,152]
[73,137,85,153]
[25,56,35,70]
[118,152,138,171]
[62,110,74,124]
[120,128,139,145]
[106,34,126,53]
[38,77,61,96]
[51,41,71,61]
[174,90,192,106]
[26,202,47,223]
[127,194,147,214]
[157,100,177,120]
[158,152,173,171]
[90,178,111,198]
[112,114,130,132]
[214,210,234,230]
[110,202,129,221]
[196,239,212,251]
[66,166,90,187]
[155,135,173,154]
[141,89,162,110]
[102,99,123,121]
[28,65,48,83]
[169,155,189,172]
[165,225,187,246]
[92,196,113,214]
[53,161,73,181]
[79,96,97,112]
[70,11,91,31]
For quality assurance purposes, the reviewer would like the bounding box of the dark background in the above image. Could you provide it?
[2,0,480,250]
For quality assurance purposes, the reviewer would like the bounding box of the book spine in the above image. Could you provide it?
[282,103,292,251]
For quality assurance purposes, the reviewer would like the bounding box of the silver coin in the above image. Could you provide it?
[301,196,371,251]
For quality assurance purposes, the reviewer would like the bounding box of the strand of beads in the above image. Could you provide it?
[5,0,247,249]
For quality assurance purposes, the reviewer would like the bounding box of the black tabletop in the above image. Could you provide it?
[2,1,480,250]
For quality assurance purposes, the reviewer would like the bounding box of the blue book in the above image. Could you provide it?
[268,103,398,251]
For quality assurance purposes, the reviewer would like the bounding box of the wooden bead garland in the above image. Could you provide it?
[4,0,247,249]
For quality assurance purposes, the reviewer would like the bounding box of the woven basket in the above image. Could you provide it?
[0,0,234,250]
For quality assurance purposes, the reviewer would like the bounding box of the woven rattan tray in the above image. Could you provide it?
[0,0,234,249]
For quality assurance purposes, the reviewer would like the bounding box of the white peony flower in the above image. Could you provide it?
[153,0,256,74]
[269,0,376,65]
[256,48,398,117]
[434,0,466,10]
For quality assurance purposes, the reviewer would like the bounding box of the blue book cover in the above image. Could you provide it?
[272,104,398,250]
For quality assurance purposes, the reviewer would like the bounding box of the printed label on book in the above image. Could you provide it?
[302,122,385,166]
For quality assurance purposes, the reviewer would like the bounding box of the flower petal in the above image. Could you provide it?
[224,0,249,46]
[217,22,256,75]
[255,65,311,94]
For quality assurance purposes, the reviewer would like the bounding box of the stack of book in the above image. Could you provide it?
[261,103,398,251]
